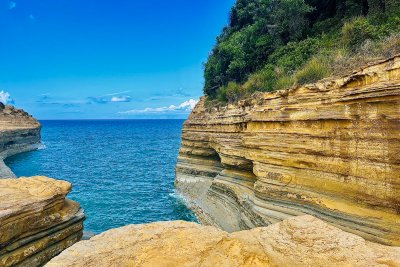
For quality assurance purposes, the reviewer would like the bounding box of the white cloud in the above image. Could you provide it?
[111,96,132,102]
[0,91,14,105]
[171,99,198,110]
[8,1,16,10]
[119,99,199,114]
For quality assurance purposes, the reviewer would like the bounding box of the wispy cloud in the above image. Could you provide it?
[102,90,131,97]
[8,1,16,10]
[145,88,195,101]
[0,91,14,105]
[111,96,132,102]
[28,14,35,20]
[36,95,51,103]
[56,111,83,115]
[36,94,82,108]
[87,92,132,104]
[174,88,192,97]
[87,97,108,104]
[119,99,198,114]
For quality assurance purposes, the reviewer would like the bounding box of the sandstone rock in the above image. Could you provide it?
[0,176,85,267]
[46,215,400,267]
[0,105,41,178]
[176,55,400,246]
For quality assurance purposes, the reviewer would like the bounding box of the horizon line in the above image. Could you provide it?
[38,118,188,121]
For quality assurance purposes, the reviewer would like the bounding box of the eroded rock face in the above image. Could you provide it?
[0,176,85,267]
[0,105,41,178]
[46,215,400,267]
[176,55,400,246]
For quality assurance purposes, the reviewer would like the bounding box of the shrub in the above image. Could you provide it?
[268,38,321,73]
[295,58,330,85]
[342,17,380,50]
[275,75,296,90]
[216,85,228,103]
[379,32,400,58]
[216,82,245,103]
[243,65,275,92]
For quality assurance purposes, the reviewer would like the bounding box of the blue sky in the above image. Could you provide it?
[0,0,235,119]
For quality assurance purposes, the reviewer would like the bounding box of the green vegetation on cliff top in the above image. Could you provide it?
[205,0,400,104]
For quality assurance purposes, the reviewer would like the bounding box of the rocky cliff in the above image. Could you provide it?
[0,104,41,178]
[176,55,400,246]
[46,215,400,267]
[0,176,85,267]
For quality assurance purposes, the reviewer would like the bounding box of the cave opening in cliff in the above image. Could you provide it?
[209,148,223,167]
[210,147,256,178]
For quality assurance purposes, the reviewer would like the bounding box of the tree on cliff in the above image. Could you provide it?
[204,0,400,102]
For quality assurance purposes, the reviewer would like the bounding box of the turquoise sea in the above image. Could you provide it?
[5,120,197,233]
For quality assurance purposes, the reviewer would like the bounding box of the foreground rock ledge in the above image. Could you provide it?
[46,215,399,267]
[0,176,85,267]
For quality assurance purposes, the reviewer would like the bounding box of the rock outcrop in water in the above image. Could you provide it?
[46,215,400,267]
[176,55,400,246]
[0,176,84,267]
[0,104,41,178]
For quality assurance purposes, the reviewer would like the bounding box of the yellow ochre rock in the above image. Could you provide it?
[0,176,85,267]
[46,215,399,267]
[0,104,41,178]
[176,55,400,246]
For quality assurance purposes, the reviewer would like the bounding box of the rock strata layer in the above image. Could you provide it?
[46,215,400,267]
[0,104,41,178]
[0,176,85,267]
[176,55,400,246]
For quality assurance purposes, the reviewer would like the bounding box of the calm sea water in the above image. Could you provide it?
[5,120,197,233]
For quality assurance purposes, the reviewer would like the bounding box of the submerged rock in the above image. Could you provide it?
[82,231,96,240]
[46,215,399,267]
[176,55,400,246]
[0,176,85,267]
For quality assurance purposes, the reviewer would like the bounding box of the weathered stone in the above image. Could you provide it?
[0,105,41,178]
[176,55,400,246]
[46,215,400,267]
[0,176,85,267]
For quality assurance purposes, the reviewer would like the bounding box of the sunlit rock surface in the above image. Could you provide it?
[0,104,41,178]
[0,176,84,267]
[176,55,400,246]
[46,215,399,267]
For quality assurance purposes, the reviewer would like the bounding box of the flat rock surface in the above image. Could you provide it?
[0,176,75,247]
[46,215,400,267]
[0,176,84,267]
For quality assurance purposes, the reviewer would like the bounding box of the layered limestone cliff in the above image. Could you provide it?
[46,215,400,267]
[0,104,41,178]
[0,176,85,267]
[176,55,400,246]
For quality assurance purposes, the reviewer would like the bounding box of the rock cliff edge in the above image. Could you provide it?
[176,55,400,246]
[0,176,85,266]
[0,104,41,178]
